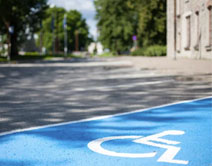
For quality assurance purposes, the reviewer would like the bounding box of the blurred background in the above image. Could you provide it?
[0,0,166,61]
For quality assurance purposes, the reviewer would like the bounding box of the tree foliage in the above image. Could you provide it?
[94,0,166,53]
[136,0,166,47]
[95,0,136,54]
[37,7,91,53]
[0,0,48,58]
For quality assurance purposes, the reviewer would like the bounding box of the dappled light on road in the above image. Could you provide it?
[0,61,211,133]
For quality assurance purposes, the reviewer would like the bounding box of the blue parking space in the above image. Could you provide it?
[0,97,211,166]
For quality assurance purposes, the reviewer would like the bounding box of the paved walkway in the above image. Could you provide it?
[112,56,212,76]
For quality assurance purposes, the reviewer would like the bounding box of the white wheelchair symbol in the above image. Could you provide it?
[88,130,188,165]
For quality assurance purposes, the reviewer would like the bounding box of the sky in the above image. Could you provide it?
[48,0,97,39]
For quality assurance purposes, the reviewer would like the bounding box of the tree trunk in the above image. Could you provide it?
[3,20,19,60]
[10,32,18,60]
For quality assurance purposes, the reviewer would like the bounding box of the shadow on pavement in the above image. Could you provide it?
[0,64,211,133]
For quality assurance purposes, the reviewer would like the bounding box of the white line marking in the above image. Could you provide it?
[88,130,188,164]
[134,130,188,164]
[0,96,211,137]
[88,135,156,158]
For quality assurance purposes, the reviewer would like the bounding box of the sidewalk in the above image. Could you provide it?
[112,56,212,76]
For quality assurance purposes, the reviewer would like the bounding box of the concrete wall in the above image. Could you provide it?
[167,0,212,59]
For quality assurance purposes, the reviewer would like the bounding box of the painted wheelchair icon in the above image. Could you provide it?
[88,130,188,165]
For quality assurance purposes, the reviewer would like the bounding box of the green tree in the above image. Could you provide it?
[67,10,91,52]
[95,0,136,54]
[136,0,166,47]
[38,7,66,53]
[0,0,48,59]
[94,0,166,53]
[37,7,91,53]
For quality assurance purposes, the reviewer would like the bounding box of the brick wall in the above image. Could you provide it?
[167,0,212,59]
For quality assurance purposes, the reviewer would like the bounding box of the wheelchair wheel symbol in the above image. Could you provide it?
[87,130,188,165]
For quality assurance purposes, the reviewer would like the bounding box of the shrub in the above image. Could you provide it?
[144,45,166,57]
[131,47,146,56]
[131,45,166,57]
[0,56,7,62]
[24,52,40,56]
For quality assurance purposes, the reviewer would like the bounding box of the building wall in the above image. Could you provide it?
[167,0,212,59]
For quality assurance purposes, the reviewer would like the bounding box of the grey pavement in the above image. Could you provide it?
[116,56,212,76]
[0,57,211,134]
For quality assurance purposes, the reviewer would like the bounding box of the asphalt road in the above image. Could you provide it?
[0,58,211,134]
